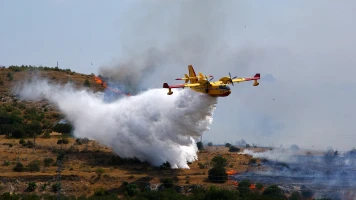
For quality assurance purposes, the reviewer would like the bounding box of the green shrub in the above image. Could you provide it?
[160,178,174,188]
[160,161,171,169]
[52,183,61,192]
[2,161,10,166]
[203,186,239,200]
[262,185,286,199]
[27,160,41,172]
[256,182,264,190]
[95,168,105,177]
[208,167,228,183]
[41,183,48,191]
[211,155,228,168]
[57,138,69,144]
[27,182,37,192]
[237,179,251,198]
[25,140,34,148]
[43,158,54,167]
[83,79,91,87]
[94,187,109,196]
[125,184,138,197]
[53,123,72,134]
[13,162,25,172]
[56,152,66,162]
[62,138,69,144]
[229,146,240,152]
[0,192,20,200]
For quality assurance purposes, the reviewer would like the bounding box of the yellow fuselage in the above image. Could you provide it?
[189,82,231,97]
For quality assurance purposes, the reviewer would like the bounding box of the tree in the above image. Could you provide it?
[53,123,73,134]
[237,179,251,198]
[225,143,231,147]
[208,156,229,183]
[83,79,91,87]
[196,141,204,150]
[25,120,42,152]
[211,155,228,168]
[262,185,286,200]
[229,146,240,152]
[208,166,228,183]
[207,142,213,147]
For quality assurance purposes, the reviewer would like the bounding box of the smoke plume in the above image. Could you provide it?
[238,148,356,199]
[14,78,217,168]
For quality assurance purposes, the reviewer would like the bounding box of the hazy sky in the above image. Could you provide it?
[1,0,356,151]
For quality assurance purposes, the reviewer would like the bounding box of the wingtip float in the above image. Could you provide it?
[163,65,260,97]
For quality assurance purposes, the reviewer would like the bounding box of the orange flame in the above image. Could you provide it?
[94,76,107,88]
[250,184,256,189]
[94,76,131,97]
[226,169,238,175]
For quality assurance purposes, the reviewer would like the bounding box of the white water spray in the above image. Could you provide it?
[14,79,217,168]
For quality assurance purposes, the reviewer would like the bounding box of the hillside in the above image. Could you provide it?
[0,66,275,199]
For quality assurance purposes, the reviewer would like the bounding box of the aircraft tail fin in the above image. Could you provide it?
[188,65,197,83]
[163,83,170,88]
[253,73,260,86]
[198,72,205,80]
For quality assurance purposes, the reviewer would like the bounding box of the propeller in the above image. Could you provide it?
[228,72,238,86]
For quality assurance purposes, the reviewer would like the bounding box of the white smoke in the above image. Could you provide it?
[241,148,299,163]
[14,78,217,168]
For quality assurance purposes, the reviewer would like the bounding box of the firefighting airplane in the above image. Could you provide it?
[163,65,260,97]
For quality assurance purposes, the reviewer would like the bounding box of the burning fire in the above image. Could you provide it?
[94,75,131,97]
[226,169,238,175]
[226,170,258,190]
[94,76,107,88]
[249,184,256,189]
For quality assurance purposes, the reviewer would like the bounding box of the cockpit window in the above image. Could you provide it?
[219,85,230,90]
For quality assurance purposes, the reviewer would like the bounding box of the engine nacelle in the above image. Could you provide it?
[253,80,259,86]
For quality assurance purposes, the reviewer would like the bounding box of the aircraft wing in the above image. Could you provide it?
[215,73,260,86]
[232,73,260,83]
[163,83,201,89]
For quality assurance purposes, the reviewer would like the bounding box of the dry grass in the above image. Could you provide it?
[0,134,267,197]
